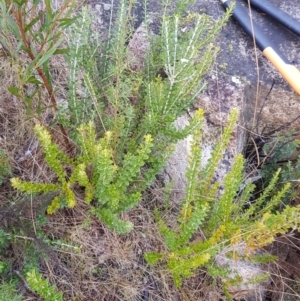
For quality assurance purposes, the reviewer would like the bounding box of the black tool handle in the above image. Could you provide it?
[248,0,300,37]
[220,0,300,94]
[221,0,287,60]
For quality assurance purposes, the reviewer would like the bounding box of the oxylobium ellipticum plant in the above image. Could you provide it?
[12,121,154,233]
[145,108,300,287]
[26,269,63,301]
[9,0,234,233]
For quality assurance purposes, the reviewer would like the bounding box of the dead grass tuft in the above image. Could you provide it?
[264,234,300,301]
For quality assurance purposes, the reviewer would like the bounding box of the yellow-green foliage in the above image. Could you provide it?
[26,269,63,301]
[145,109,298,288]
[11,124,77,211]
[11,122,153,233]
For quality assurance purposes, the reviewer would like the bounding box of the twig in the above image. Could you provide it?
[263,114,300,138]
[250,135,260,167]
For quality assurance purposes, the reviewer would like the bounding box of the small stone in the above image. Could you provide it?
[232,76,241,84]
[103,3,111,10]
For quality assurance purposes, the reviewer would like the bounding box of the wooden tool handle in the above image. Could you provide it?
[263,47,300,94]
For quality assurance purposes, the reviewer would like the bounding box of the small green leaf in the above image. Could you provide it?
[26,76,42,85]
[144,252,164,265]
[21,0,28,4]
[53,48,70,55]
[36,98,43,116]
[21,44,31,55]
[44,0,53,19]
[33,31,45,44]
[23,58,40,83]
[14,0,27,7]
[36,37,64,67]
[58,16,79,28]
[0,37,9,52]
[7,87,22,98]
[24,96,33,115]
[42,62,52,88]
[6,16,21,39]
[0,1,7,15]
[45,32,61,44]
[25,12,44,32]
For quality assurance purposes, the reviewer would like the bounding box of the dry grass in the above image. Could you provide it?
[263,233,300,301]
[26,180,216,301]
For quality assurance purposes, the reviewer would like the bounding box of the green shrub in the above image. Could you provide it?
[26,269,63,301]
[0,0,77,146]
[258,130,300,206]
[9,1,233,233]
[0,280,22,301]
[0,150,11,185]
[11,122,153,233]
[145,108,300,287]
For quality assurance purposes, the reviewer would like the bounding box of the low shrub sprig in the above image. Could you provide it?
[145,108,298,288]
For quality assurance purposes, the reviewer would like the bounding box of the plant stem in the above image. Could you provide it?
[11,2,71,148]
